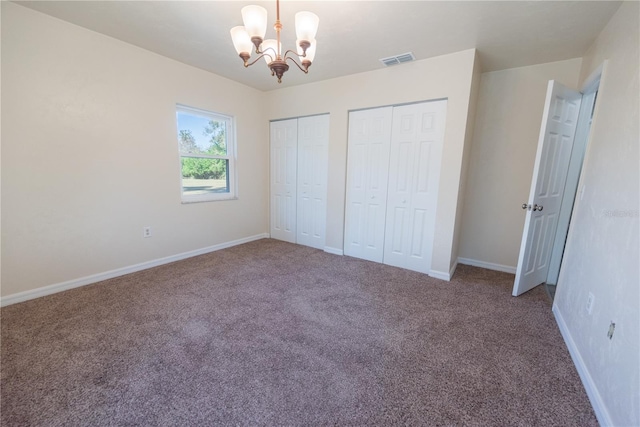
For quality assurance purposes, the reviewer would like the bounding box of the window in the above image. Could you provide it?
[176,105,236,203]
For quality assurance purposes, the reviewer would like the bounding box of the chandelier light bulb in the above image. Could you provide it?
[295,11,319,41]
[241,5,268,39]
[230,26,252,55]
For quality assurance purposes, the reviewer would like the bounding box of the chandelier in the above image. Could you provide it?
[230,0,319,83]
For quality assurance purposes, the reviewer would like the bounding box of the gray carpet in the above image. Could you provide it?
[1,239,597,426]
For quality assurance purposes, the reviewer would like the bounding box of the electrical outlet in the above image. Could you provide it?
[143,226,152,238]
[586,292,594,315]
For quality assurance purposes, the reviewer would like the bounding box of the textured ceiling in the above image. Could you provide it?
[13,1,622,91]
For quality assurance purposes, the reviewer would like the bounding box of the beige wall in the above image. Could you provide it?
[457,58,583,270]
[554,2,639,425]
[1,3,269,297]
[265,49,478,277]
[450,52,482,271]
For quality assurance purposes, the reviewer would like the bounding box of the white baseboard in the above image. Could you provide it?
[429,270,450,281]
[449,258,458,279]
[0,233,269,307]
[324,246,344,256]
[553,305,612,426]
[457,257,516,274]
[429,259,458,281]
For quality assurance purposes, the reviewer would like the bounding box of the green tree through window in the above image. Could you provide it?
[179,124,227,180]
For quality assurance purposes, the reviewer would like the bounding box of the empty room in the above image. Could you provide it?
[1,1,638,426]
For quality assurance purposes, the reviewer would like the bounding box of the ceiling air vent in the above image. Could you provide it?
[380,52,415,67]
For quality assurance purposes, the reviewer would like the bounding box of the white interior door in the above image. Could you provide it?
[546,78,599,285]
[296,114,329,249]
[513,80,582,296]
[344,107,393,262]
[384,100,447,274]
[270,118,297,243]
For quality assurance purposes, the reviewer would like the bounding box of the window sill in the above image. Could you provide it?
[181,195,238,204]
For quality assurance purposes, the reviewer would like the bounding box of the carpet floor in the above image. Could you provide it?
[1,239,597,426]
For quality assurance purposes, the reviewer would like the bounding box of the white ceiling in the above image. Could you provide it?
[14,1,622,92]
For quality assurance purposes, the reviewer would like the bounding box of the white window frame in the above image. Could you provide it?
[176,104,237,203]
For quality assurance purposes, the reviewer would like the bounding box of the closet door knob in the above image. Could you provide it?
[533,204,544,211]
[522,203,531,210]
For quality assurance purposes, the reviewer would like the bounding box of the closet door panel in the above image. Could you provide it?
[385,111,417,265]
[410,103,446,272]
[384,100,447,273]
[297,114,329,249]
[344,107,393,262]
[270,119,298,243]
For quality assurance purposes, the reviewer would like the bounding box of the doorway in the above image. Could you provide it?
[513,70,601,297]
[545,75,600,294]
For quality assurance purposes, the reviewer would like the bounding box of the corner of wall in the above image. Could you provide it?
[449,49,483,270]
[553,2,639,426]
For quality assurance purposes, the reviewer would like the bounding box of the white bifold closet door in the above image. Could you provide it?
[270,118,298,243]
[270,114,329,249]
[344,100,447,274]
[296,115,329,249]
[344,107,393,262]
[383,101,446,274]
